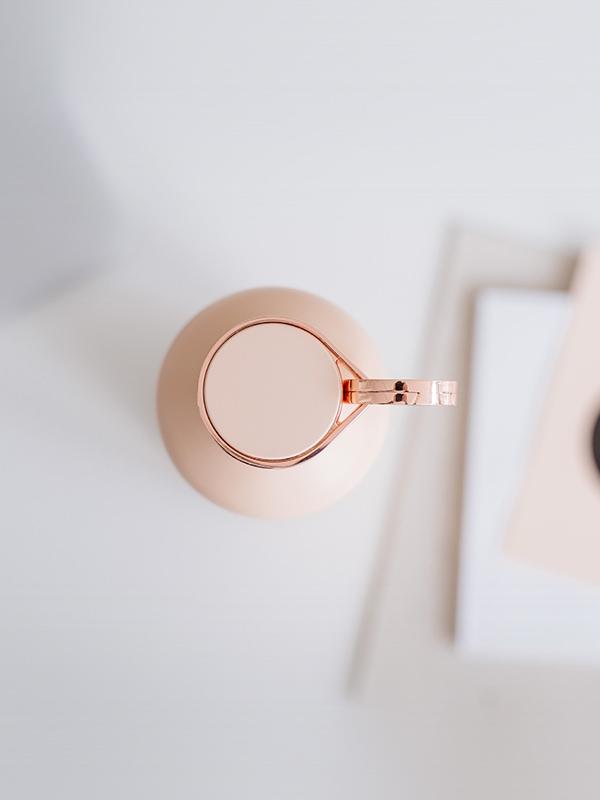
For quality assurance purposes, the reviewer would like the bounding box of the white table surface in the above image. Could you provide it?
[2,3,600,798]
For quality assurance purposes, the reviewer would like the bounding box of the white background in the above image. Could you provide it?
[2,2,600,798]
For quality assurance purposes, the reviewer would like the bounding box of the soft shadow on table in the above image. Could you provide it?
[0,3,114,319]
[0,5,222,439]
[50,285,185,437]
[27,232,223,440]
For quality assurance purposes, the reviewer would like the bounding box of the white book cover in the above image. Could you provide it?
[457,288,600,661]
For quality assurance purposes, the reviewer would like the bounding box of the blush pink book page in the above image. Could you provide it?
[507,250,600,584]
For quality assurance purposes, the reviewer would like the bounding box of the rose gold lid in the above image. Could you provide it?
[203,321,342,462]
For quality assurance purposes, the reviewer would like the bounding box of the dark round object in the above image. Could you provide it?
[593,411,600,476]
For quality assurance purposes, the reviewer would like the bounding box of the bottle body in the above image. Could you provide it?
[157,287,388,518]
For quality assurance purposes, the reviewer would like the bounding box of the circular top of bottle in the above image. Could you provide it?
[202,321,343,462]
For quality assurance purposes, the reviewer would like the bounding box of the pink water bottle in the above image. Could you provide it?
[157,288,456,518]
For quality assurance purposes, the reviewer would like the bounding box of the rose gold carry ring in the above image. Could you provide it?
[344,378,456,406]
[198,318,457,469]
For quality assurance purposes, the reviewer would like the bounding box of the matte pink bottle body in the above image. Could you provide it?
[157,288,388,518]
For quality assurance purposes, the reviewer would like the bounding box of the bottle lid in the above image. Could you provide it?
[202,321,342,462]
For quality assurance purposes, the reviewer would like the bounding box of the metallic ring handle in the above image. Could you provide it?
[344,379,457,406]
